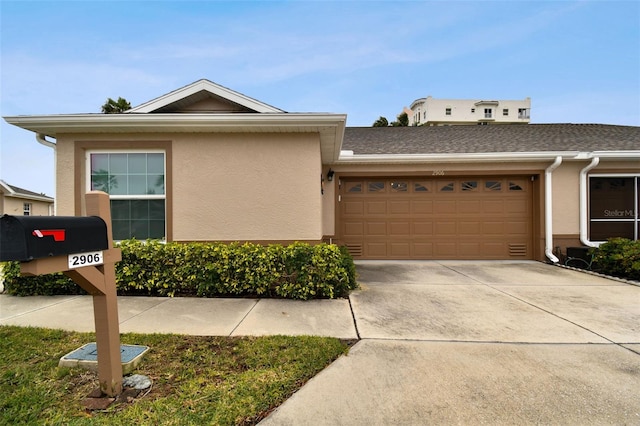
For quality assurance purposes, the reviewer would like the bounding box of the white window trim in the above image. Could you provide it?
[588,173,639,241]
[86,149,167,240]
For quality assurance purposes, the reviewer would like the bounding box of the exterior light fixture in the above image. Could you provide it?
[327,169,335,182]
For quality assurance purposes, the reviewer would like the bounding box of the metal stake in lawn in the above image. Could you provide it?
[20,191,123,396]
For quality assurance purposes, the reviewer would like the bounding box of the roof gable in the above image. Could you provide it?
[127,79,284,114]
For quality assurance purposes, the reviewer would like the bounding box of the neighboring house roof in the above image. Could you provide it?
[340,124,640,162]
[3,80,347,163]
[0,180,54,202]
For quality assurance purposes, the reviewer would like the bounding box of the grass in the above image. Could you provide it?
[0,325,351,425]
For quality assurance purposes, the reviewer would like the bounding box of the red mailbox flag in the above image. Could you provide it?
[32,229,66,242]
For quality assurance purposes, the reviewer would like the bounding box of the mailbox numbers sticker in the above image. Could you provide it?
[68,251,104,269]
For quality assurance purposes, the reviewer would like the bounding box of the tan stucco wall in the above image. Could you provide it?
[56,132,323,242]
[172,133,322,241]
[551,162,581,235]
[1,196,52,216]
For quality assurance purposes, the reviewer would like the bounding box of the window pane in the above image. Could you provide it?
[148,174,165,195]
[461,181,477,191]
[129,175,147,195]
[91,173,110,192]
[346,182,362,193]
[111,200,129,220]
[112,220,130,241]
[110,175,128,195]
[485,181,502,191]
[128,154,146,174]
[368,182,385,192]
[509,182,524,191]
[390,182,408,192]
[149,220,165,239]
[590,177,634,219]
[147,154,164,174]
[149,200,165,219]
[131,200,149,219]
[109,154,127,173]
[414,182,430,192]
[91,154,109,173]
[590,221,634,240]
[439,182,454,192]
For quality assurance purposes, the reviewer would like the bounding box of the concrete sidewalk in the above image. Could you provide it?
[0,295,358,339]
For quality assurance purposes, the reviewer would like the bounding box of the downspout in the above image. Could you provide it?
[36,133,57,215]
[579,157,600,247]
[545,156,563,263]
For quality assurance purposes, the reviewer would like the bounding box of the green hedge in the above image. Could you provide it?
[589,238,640,281]
[2,241,358,300]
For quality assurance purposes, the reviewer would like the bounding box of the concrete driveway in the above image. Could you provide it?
[262,261,640,425]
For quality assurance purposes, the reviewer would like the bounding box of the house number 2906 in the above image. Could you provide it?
[432,170,445,176]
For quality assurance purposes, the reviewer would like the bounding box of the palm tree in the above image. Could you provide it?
[101,97,132,114]
[372,116,389,127]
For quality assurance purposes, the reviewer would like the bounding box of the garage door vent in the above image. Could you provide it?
[509,243,527,257]
[345,244,363,257]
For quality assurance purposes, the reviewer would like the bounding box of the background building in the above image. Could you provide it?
[407,96,531,126]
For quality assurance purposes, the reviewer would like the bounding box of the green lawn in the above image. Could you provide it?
[0,326,351,425]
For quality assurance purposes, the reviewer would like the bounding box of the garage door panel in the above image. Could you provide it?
[344,201,364,215]
[344,222,364,236]
[459,221,481,235]
[458,200,481,214]
[389,222,411,236]
[389,201,410,214]
[434,221,456,235]
[483,222,505,234]
[367,201,387,215]
[435,200,456,214]
[390,243,410,257]
[366,222,387,236]
[339,177,532,260]
[412,200,433,214]
[413,221,434,236]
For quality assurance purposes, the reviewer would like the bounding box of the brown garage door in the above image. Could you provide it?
[338,177,533,259]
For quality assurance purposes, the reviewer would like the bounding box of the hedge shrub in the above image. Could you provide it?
[589,238,640,281]
[1,241,358,300]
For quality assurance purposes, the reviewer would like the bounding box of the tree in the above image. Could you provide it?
[372,116,389,127]
[101,97,132,114]
[391,112,409,127]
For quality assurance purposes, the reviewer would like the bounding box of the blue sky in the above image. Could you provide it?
[1,0,639,197]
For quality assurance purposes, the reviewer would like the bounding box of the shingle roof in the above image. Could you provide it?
[343,124,640,155]
[0,180,53,201]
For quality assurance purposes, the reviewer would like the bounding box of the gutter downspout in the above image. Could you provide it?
[545,156,563,263]
[35,133,57,215]
[579,157,600,247]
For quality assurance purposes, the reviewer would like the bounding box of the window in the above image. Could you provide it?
[503,109,509,116]
[89,151,165,240]
[509,182,524,191]
[439,182,455,192]
[461,181,478,191]
[485,181,502,191]
[445,108,452,116]
[390,182,408,192]
[368,182,385,192]
[589,176,639,241]
[484,108,493,118]
[518,108,530,119]
[23,203,31,216]
[414,182,431,192]
[346,182,362,193]
[471,108,475,114]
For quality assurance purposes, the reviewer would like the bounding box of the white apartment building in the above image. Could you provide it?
[406,96,531,126]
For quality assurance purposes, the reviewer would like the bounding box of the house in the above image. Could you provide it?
[407,96,531,126]
[0,180,54,216]
[4,80,640,262]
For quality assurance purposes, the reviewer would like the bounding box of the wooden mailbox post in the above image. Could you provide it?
[8,192,123,396]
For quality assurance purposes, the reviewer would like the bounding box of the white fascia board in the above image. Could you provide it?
[3,113,346,134]
[6,193,54,203]
[128,80,284,113]
[336,151,640,164]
